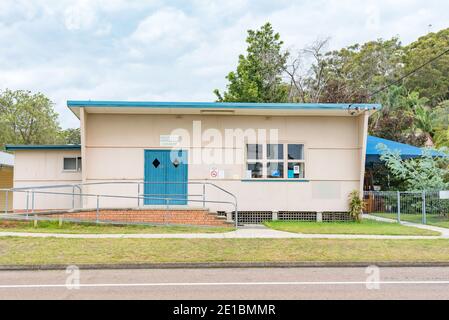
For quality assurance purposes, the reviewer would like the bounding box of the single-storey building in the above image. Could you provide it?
[6,101,380,220]
[0,151,14,212]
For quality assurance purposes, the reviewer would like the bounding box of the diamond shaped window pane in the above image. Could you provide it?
[172,158,180,168]
[152,158,160,168]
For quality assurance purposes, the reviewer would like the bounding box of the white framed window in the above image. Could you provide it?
[63,157,82,172]
[246,144,263,178]
[286,144,305,179]
[246,143,305,180]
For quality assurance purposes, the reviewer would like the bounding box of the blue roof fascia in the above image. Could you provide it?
[67,100,381,111]
[5,145,81,151]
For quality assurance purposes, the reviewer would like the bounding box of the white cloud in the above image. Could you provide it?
[129,7,200,47]
[0,0,448,129]
[64,0,97,31]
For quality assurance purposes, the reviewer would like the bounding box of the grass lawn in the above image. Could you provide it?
[372,213,449,229]
[1,237,449,265]
[0,220,235,234]
[263,220,440,236]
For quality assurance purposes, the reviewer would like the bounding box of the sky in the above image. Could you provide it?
[0,0,448,128]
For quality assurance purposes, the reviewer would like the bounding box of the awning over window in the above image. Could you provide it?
[366,136,444,164]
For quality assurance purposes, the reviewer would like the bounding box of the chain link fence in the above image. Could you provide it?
[364,191,449,227]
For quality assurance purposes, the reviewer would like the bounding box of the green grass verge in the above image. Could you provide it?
[0,220,235,234]
[263,220,440,236]
[1,238,449,265]
[372,213,449,229]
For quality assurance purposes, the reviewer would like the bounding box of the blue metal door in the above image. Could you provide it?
[144,150,188,205]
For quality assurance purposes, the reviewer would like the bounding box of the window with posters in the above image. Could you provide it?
[246,143,305,180]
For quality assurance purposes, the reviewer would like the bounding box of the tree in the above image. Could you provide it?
[369,86,427,146]
[284,38,330,102]
[60,128,81,144]
[0,89,62,148]
[433,101,449,148]
[318,38,404,103]
[214,23,289,103]
[414,105,436,147]
[403,28,449,106]
[377,143,449,191]
[213,24,448,149]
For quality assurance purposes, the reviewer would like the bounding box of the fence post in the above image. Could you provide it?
[96,195,100,224]
[422,191,426,225]
[397,191,401,223]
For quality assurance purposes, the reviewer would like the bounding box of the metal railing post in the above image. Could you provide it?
[72,186,75,209]
[96,195,100,224]
[422,191,426,225]
[26,191,29,215]
[137,183,140,207]
[397,191,401,223]
[202,184,206,208]
[30,190,34,220]
[165,199,170,225]
[77,185,83,209]
[4,190,8,214]
[235,203,238,228]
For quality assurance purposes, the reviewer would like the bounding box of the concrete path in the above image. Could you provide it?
[363,214,449,238]
[0,224,445,240]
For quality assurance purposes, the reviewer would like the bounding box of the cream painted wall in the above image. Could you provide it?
[12,150,82,210]
[80,113,367,212]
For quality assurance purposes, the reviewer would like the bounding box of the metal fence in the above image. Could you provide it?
[364,191,449,225]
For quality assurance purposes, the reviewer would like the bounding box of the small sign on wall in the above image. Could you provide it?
[210,168,224,179]
[160,135,181,147]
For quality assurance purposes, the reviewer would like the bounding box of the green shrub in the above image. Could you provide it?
[349,190,365,222]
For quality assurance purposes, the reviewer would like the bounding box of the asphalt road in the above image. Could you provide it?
[1,267,449,300]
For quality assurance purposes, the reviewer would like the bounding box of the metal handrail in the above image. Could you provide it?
[1,180,239,227]
[0,188,238,226]
[83,182,238,222]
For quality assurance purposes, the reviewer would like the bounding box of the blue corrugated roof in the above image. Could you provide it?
[67,100,381,110]
[366,136,443,163]
[5,145,81,151]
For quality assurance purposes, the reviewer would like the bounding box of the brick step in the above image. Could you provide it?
[40,209,233,227]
